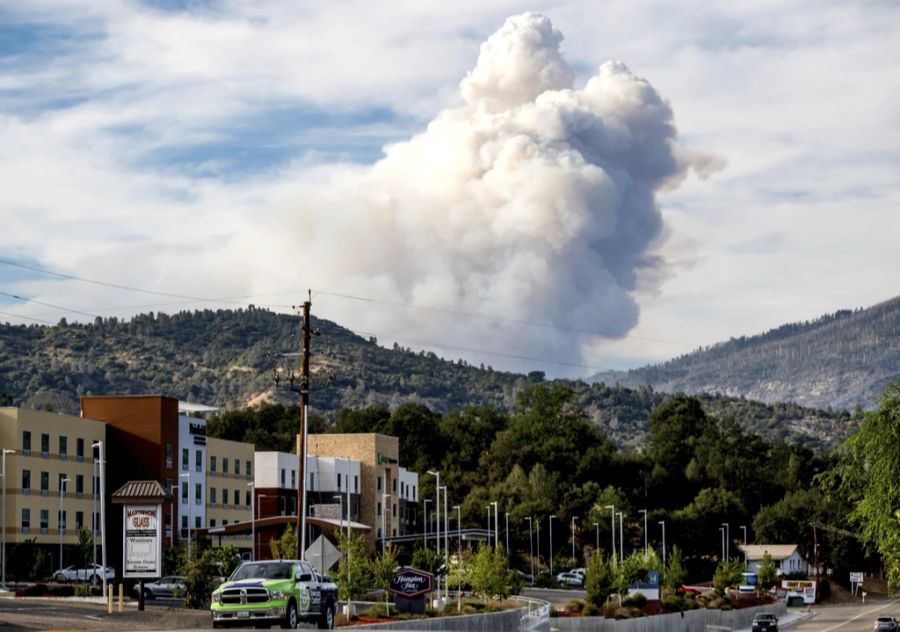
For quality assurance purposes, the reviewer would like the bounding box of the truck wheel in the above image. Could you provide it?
[318,601,335,629]
[281,599,298,629]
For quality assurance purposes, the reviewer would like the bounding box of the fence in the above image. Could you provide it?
[552,602,787,632]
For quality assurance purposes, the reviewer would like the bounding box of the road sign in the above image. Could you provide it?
[849,572,864,583]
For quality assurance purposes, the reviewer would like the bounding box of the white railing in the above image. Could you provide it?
[511,594,551,632]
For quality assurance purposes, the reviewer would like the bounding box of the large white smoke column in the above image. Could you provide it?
[272,12,709,373]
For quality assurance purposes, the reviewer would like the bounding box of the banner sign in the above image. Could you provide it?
[390,567,433,598]
[123,504,162,578]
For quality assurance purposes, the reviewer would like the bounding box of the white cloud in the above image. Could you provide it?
[1,1,898,376]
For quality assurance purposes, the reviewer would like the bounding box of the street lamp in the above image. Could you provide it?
[453,505,461,576]
[2,448,14,586]
[617,512,624,562]
[59,477,71,572]
[381,493,391,553]
[548,515,556,577]
[427,471,440,556]
[442,486,449,573]
[604,505,615,562]
[659,520,666,566]
[524,517,534,585]
[179,472,192,560]
[248,482,255,561]
[485,505,491,544]
[740,525,748,547]
[423,498,431,546]
[91,441,107,598]
[592,522,599,552]
[721,523,730,561]
[638,509,648,555]
[570,516,577,565]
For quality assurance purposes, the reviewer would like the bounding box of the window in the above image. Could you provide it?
[40,509,48,533]
[392,503,397,517]
[412,485,416,501]
[194,483,202,505]
[210,488,217,504]
[377,502,382,517]
[195,515,200,529]
[21,508,30,532]
[223,458,229,474]
[377,476,382,491]
[223,520,228,526]
[76,438,84,461]
[355,476,359,493]
[210,456,217,473]
[181,515,187,529]
[165,478,173,494]
[22,430,31,455]
[337,473,342,490]
[59,436,67,459]
[21,469,30,493]
[393,478,397,493]
[210,519,216,527]
[181,448,188,471]
[309,472,314,490]
[181,482,188,504]
[75,511,84,530]
[58,473,68,495]
[291,469,296,488]
[58,510,67,531]
[41,433,49,457]
[40,471,49,495]
[280,468,285,486]
[245,490,251,507]
[246,460,252,477]
[233,489,239,506]
[165,443,173,468]
[195,450,202,472]
[75,474,84,496]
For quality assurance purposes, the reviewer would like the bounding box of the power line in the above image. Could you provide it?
[0,310,55,325]
[0,290,101,319]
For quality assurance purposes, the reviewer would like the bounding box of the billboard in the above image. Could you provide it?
[122,504,162,578]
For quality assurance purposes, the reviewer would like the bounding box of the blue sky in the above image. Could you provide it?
[1,1,898,376]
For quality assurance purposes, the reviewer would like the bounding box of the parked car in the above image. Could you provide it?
[133,576,185,600]
[752,612,779,632]
[555,571,584,588]
[52,563,115,584]
[874,617,898,631]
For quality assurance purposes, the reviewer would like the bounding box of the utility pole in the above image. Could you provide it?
[296,299,311,560]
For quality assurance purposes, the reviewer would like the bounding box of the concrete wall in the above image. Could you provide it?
[352,606,532,631]
[553,603,787,632]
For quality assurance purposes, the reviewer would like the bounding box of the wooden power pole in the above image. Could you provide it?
[296,299,311,559]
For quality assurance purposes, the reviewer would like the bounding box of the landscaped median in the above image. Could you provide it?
[345,596,550,631]
[551,602,788,631]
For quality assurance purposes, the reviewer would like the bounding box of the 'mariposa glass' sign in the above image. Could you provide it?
[123,504,162,578]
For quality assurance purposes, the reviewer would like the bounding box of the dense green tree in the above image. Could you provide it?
[334,531,372,601]
[663,545,686,589]
[757,551,777,592]
[647,395,713,508]
[585,550,615,607]
[712,558,746,596]
[468,544,520,600]
[821,382,900,590]
[370,545,399,616]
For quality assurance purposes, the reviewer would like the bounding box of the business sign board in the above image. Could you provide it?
[849,572,864,583]
[122,504,162,578]
[782,579,816,604]
[390,567,433,615]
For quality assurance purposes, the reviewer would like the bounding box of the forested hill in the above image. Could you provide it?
[592,296,900,411]
[0,307,857,449]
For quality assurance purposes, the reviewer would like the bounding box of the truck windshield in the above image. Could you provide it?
[231,562,293,581]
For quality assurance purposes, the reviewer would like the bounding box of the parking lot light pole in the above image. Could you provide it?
[719,527,725,561]
[525,517,534,585]
[491,501,498,550]
[638,509,648,555]
[740,525,748,547]
[427,471,440,556]
[59,477,71,573]
[659,520,666,566]
[722,523,730,561]
[549,515,556,577]
[617,512,623,562]
[91,441,107,598]
[2,448,14,586]
[604,505,615,563]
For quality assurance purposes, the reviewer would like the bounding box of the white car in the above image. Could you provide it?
[52,563,115,584]
[133,576,185,599]
[555,571,584,587]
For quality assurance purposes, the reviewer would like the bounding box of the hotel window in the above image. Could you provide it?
[210,519,216,527]
[41,433,49,457]
[194,483,202,505]
[223,458,229,474]
[40,471,49,495]
[309,472,314,490]
[210,456,217,473]
[245,490,251,507]
[21,469,30,493]
[355,476,359,493]
[165,443,173,468]
[21,508,30,532]
[377,502,382,517]
[181,448,188,471]
[181,482,188,504]
[392,503,397,517]
[377,476,382,491]
[22,430,31,455]
[40,509,48,533]
[165,479,173,494]
[393,478,397,493]
[76,438,84,461]
[291,470,296,488]
[210,488,217,505]
[75,511,84,530]
[195,450,202,472]
[58,510,67,531]
[59,436,67,459]
[75,474,84,496]
[337,473,342,490]
[233,490,239,506]
[280,468,285,486]
[181,515,187,529]
[58,473,68,495]
[195,515,201,529]
[245,460,252,477]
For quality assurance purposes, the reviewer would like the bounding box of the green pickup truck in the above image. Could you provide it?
[210,559,337,629]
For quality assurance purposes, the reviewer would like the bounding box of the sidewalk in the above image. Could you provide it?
[733,609,815,631]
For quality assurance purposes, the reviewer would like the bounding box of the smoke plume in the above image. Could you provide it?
[261,12,707,373]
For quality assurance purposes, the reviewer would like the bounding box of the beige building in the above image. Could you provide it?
[0,407,107,572]
[205,436,253,549]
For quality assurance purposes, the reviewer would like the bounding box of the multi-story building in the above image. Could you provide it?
[205,436,253,550]
[0,407,107,575]
[306,433,418,550]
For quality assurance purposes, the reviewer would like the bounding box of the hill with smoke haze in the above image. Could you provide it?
[0,307,859,450]
[591,296,900,410]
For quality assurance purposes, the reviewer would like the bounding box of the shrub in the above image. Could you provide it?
[623,592,647,608]
[582,602,600,616]
[564,599,584,612]
[74,583,93,597]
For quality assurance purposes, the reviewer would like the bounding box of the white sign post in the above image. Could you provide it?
[123,504,162,578]
[849,572,864,596]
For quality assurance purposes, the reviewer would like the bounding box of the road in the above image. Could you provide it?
[785,599,899,632]
[522,586,585,607]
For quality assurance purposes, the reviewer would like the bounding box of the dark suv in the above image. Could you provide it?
[752,612,779,632]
